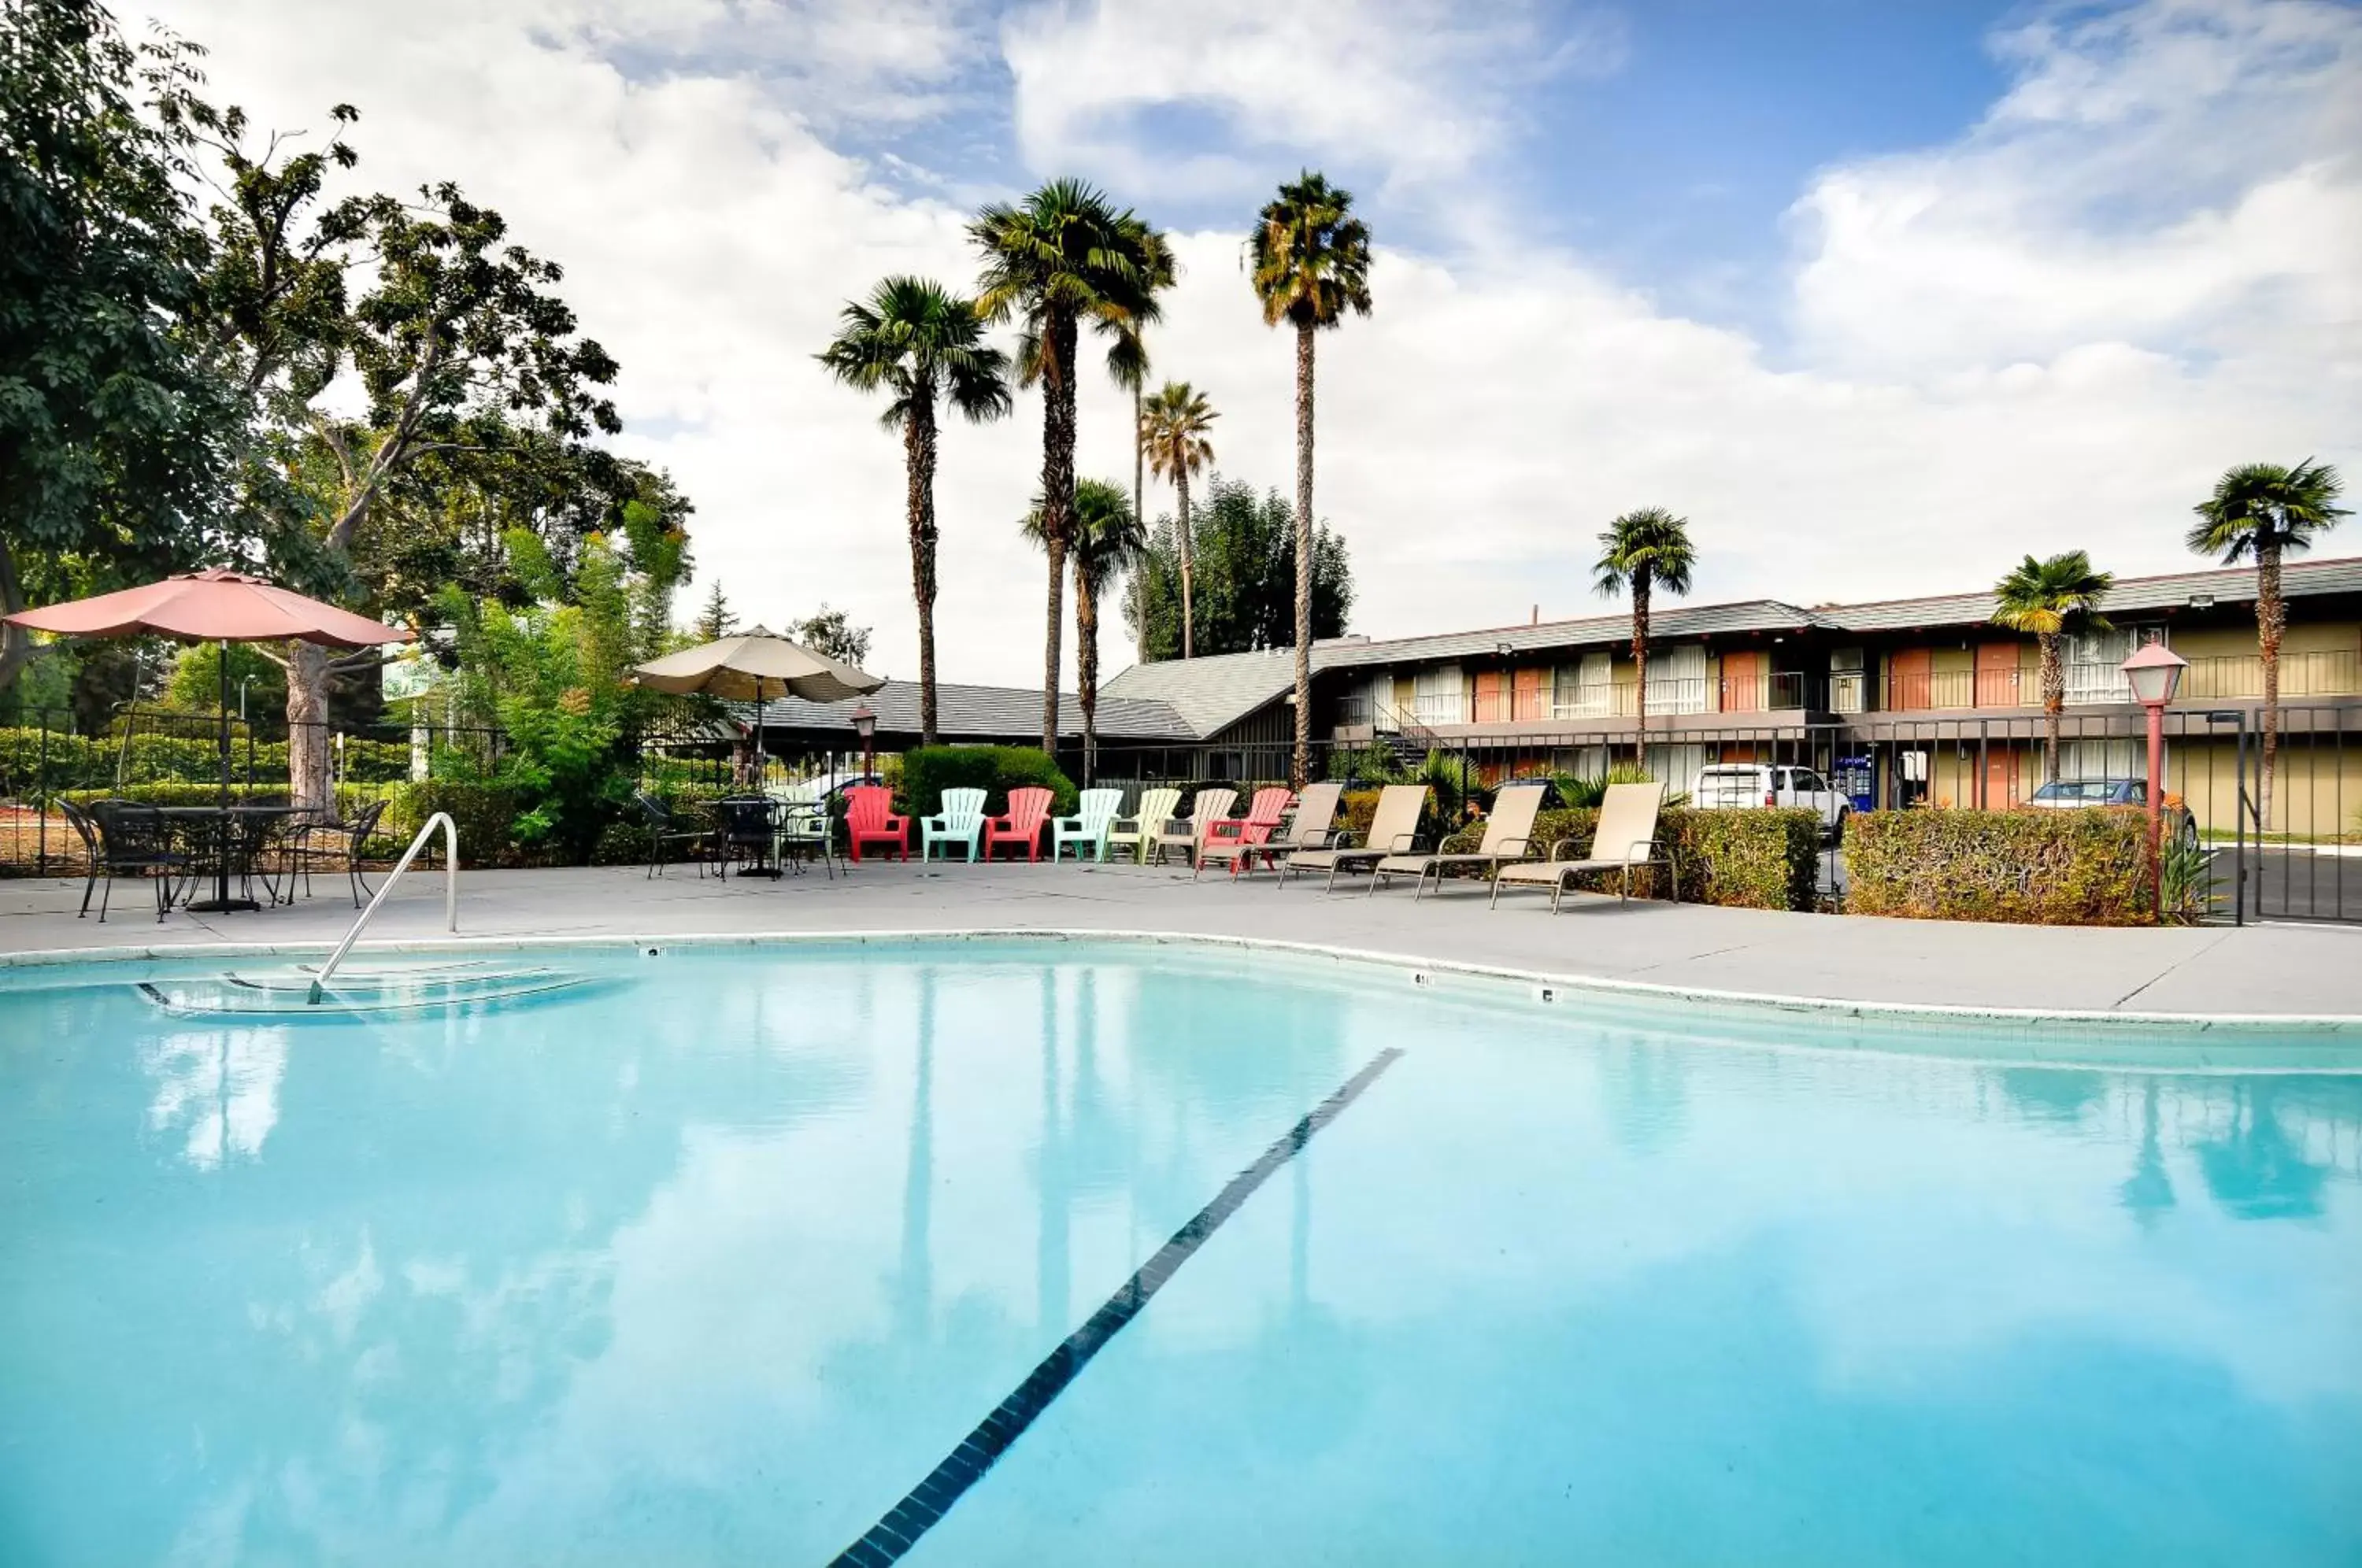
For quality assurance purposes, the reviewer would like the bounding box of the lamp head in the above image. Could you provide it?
[849,702,877,741]
[2120,641,2187,706]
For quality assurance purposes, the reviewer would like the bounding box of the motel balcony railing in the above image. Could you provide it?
[2180,649,2360,701]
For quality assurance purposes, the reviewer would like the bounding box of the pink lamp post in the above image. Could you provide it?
[850,702,878,782]
[2120,641,2190,914]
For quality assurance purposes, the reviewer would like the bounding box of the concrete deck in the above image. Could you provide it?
[5,859,2359,1019]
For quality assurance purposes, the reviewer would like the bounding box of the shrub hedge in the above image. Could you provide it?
[1441,805,1822,911]
[900,746,1078,819]
[0,726,413,792]
[1846,807,2155,926]
[388,782,524,867]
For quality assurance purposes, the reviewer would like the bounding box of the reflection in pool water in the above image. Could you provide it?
[0,943,2356,1566]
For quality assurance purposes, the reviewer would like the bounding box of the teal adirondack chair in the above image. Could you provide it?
[1051,788,1124,862]
[920,787,987,862]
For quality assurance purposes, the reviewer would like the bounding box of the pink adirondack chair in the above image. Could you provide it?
[845,785,909,862]
[983,786,1055,862]
[1194,786,1294,879]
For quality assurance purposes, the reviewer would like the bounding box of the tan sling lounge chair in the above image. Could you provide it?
[1279,784,1430,892]
[1151,787,1236,867]
[1490,782,1674,913]
[1201,781,1345,879]
[1369,782,1549,900]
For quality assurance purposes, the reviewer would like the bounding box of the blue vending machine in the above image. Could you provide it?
[1836,755,1875,814]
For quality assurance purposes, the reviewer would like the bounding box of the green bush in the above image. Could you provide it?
[900,746,1078,819]
[0,726,413,793]
[1440,805,1821,911]
[391,782,524,868]
[1846,808,2155,926]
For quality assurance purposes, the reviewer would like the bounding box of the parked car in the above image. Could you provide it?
[2024,778,2198,848]
[1692,764,1849,841]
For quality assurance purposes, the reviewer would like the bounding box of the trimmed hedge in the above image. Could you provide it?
[900,745,1078,819]
[0,726,413,792]
[1442,805,1823,912]
[388,782,524,867]
[1846,808,2155,926]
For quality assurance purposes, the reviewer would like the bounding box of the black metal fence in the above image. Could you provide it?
[0,705,505,878]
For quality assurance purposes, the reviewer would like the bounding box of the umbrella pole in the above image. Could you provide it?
[187,636,259,912]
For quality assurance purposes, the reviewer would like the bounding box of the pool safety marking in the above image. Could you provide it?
[827,1046,1406,1568]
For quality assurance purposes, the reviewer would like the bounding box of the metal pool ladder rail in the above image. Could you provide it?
[309,812,459,1004]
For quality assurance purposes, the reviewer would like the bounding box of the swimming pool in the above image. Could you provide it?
[3,937,2357,1565]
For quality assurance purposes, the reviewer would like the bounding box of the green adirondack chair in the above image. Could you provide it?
[920,787,987,862]
[1051,788,1124,862]
[1107,786,1181,865]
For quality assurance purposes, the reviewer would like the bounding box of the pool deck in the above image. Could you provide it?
[4,858,2359,1019]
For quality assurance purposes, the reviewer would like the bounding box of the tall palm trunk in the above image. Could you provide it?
[2257,540,2284,832]
[1074,557,1099,784]
[2039,631,2064,783]
[1039,311,1079,755]
[1629,571,1653,767]
[1132,384,1148,666]
[1176,467,1194,660]
[905,384,941,746]
[1291,323,1315,789]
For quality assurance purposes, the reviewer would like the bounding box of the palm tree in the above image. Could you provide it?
[1592,508,1697,765]
[2189,459,2348,830]
[1139,381,1219,658]
[971,180,1164,753]
[1114,234,1176,666]
[1022,479,1145,782]
[816,276,1011,746]
[1250,171,1372,786]
[1992,550,2115,784]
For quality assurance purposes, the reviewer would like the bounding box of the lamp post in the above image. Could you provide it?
[850,702,878,782]
[2120,642,2189,915]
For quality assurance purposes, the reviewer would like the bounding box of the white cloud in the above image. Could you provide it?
[143,0,2362,689]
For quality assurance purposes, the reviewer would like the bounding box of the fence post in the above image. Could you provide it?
[36,717,49,877]
[2234,715,2248,927]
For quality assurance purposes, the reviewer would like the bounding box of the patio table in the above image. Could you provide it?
[158,804,296,913]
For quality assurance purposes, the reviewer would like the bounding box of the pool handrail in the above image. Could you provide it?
[307,812,459,1004]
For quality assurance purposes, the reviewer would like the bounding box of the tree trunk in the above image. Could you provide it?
[2040,631,2064,783]
[905,386,940,747]
[1075,557,1098,785]
[287,640,334,815]
[0,533,55,693]
[2258,540,2284,834]
[1132,382,1146,667]
[1631,572,1652,768]
[1040,309,1079,755]
[1292,323,1315,790]
[1176,466,1194,661]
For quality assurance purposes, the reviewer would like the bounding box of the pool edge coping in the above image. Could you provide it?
[3,925,2357,1034]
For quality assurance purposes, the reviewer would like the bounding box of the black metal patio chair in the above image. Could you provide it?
[637,790,712,879]
[285,797,390,908]
[78,799,187,923]
[713,796,779,878]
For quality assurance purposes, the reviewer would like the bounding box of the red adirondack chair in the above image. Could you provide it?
[983,786,1054,862]
[1194,786,1295,879]
[845,785,909,862]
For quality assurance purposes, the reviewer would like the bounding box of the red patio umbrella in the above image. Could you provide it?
[5,569,413,910]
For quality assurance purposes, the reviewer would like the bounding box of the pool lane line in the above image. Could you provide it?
[827,1045,1405,1568]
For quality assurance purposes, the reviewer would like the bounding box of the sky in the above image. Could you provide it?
[144,0,2362,685]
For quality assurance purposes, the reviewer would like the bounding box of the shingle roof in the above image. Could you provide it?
[1100,599,1826,737]
[1818,555,2362,633]
[746,679,1193,743]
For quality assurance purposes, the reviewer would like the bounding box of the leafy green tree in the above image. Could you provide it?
[1023,478,1144,778]
[2189,459,2348,830]
[165,639,285,720]
[816,276,1009,744]
[1991,550,2115,782]
[1593,507,1697,763]
[1251,171,1372,785]
[1124,475,1351,660]
[0,0,237,692]
[970,179,1164,751]
[1140,381,1217,660]
[790,605,872,668]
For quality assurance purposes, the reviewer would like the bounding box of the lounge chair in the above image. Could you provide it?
[1370,782,1548,900]
[1193,786,1296,880]
[1279,783,1429,892]
[921,787,987,862]
[1237,780,1345,878]
[1107,786,1180,864]
[845,785,910,863]
[1052,787,1124,862]
[983,786,1054,862]
[1151,787,1235,867]
[1492,782,1675,913]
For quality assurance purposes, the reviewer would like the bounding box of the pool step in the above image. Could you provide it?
[139,960,595,1017]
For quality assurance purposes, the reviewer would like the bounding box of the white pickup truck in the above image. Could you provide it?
[1691,764,1849,841]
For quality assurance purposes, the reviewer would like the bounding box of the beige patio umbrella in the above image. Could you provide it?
[632,627,885,771]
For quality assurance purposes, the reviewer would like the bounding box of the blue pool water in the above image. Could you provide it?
[2,940,2358,1566]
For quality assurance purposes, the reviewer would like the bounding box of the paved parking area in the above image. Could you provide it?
[6,858,2359,1018]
